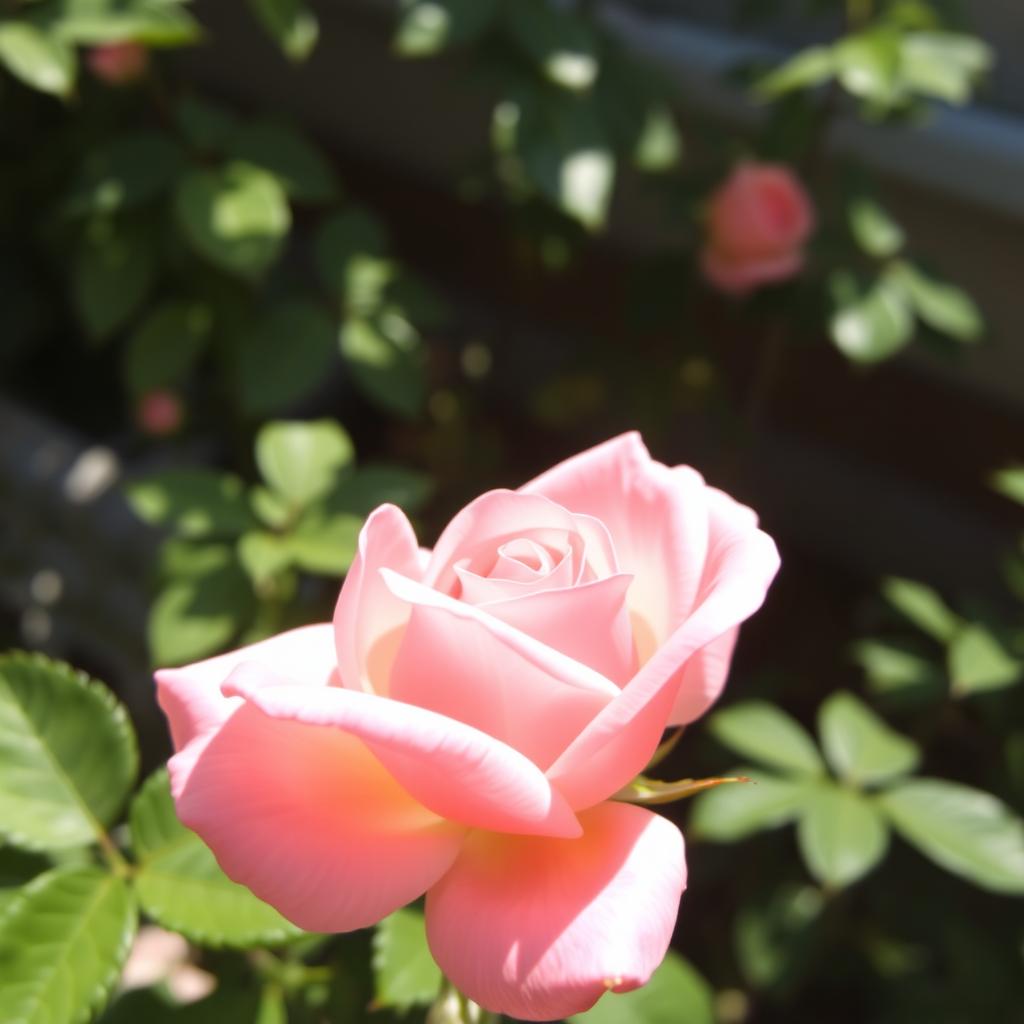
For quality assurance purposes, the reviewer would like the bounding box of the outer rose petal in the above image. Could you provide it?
[169,700,465,933]
[666,626,739,726]
[547,489,780,809]
[156,623,337,750]
[333,504,422,694]
[521,433,710,653]
[382,570,618,769]
[222,665,582,838]
[701,246,804,296]
[426,802,686,1022]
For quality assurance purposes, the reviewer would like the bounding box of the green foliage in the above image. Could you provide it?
[247,0,319,62]
[124,301,212,395]
[175,163,291,281]
[372,907,442,1012]
[0,21,76,97]
[394,0,499,57]
[127,470,256,539]
[0,867,137,1024]
[256,420,355,509]
[689,769,810,841]
[570,951,715,1024]
[0,653,137,851]
[881,577,961,642]
[708,701,825,776]
[877,779,1024,894]
[818,692,920,785]
[797,784,889,887]
[130,769,303,946]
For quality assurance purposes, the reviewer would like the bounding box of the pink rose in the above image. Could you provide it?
[701,161,815,296]
[87,41,149,86]
[136,389,184,436]
[157,433,779,1020]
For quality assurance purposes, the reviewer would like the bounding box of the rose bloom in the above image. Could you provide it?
[136,389,184,436]
[701,161,815,296]
[158,433,779,1020]
[87,41,149,86]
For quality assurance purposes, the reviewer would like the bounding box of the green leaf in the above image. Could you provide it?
[991,465,1024,507]
[148,554,255,666]
[570,951,714,1024]
[632,105,682,173]
[284,510,363,575]
[124,301,213,395]
[247,0,318,60]
[225,120,337,204]
[314,209,392,313]
[900,31,992,105]
[126,469,256,538]
[818,691,920,785]
[394,0,498,57]
[708,701,825,776]
[0,652,137,852]
[176,96,239,153]
[329,465,434,516]
[734,884,824,992]
[230,299,337,416]
[237,531,293,588]
[888,261,983,343]
[372,908,442,1012]
[881,577,961,642]
[340,314,426,418]
[504,0,600,92]
[131,769,303,947]
[947,624,1022,697]
[64,132,185,218]
[851,638,943,702]
[0,21,76,97]
[43,0,201,47]
[848,197,904,258]
[256,419,355,508]
[877,778,1024,894]
[72,219,157,340]
[0,867,136,1024]
[257,986,288,1024]
[175,163,291,281]
[755,45,835,99]
[797,784,889,887]
[830,275,913,363]
[689,770,811,842]
[834,28,902,104]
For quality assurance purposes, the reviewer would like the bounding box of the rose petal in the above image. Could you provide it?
[156,623,337,750]
[455,540,576,604]
[666,626,739,726]
[221,664,582,838]
[382,569,619,769]
[547,489,780,809]
[480,573,637,685]
[333,504,422,694]
[425,801,686,1022]
[170,697,465,933]
[521,434,711,652]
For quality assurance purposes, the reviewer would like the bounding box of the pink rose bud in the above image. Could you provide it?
[88,41,149,86]
[156,433,780,1021]
[137,390,183,436]
[701,161,815,296]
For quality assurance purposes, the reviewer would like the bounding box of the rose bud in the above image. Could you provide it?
[136,390,183,436]
[88,41,149,86]
[701,161,815,296]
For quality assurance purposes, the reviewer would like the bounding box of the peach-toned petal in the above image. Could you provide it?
[333,504,422,694]
[479,573,636,685]
[382,570,618,769]
[155,623,337,750]
[221,664,582,838]
[522,434,711,650]
[425,802,685,1022]
[547,491,780,809]
[170,698,465,933]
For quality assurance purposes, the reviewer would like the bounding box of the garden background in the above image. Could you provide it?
[1,1,1023,1022]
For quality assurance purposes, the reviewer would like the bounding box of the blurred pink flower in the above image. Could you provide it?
[88,42,149,86]
[701,161,815,295]
[137,390,183,436]
[119,926,215,1004]
[156,433,780,1020]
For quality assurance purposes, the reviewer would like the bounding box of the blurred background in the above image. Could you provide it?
[1,1,1023,1022]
